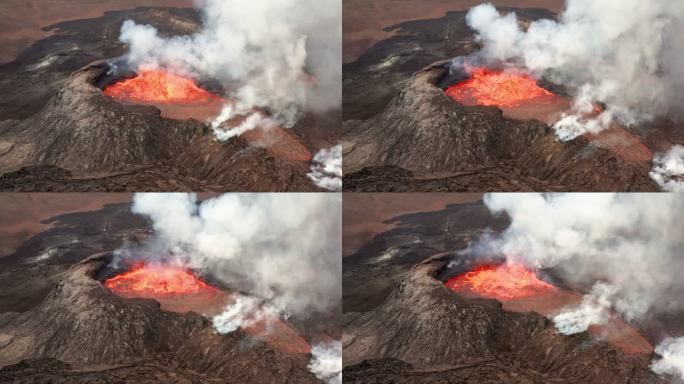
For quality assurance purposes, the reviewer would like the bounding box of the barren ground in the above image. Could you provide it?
[343,0,564,63]
[0,0,193,64]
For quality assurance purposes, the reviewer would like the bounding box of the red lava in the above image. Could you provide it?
[103,70,310,161]
[445,263,653,355]
[445,263,556,301]
[105,262,310,354]
[446,68,557,108]
[445,67,653,162]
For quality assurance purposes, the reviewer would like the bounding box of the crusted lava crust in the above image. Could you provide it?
[0,7,339,192]
[342,8,682,192]
[342,200,668,383]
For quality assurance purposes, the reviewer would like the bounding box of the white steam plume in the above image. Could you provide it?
[119,0,341,129]
[553,282,615,334]
[652,337,684,380]
[308,145,342,192]
[650,145,684,191]
[465,1,684,140]
[212,294,270,334]
[129,193,341,319]
[308,341,342,384]
[476,193,684,334]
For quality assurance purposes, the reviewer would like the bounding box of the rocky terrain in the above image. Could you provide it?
[342,199,667,383]
[0,6,337,192]
[0,202,327,383]
[342,8,673,192]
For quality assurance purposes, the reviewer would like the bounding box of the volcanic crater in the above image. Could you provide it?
[0,6,338,192]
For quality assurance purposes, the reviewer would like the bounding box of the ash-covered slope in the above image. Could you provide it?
[0,255,319,383]
[0,7,333,192]
[343,257,663,384]
[343,63,658,192]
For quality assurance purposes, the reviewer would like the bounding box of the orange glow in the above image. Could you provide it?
[104,70,220,104]
[445,263,556,301]
[105,263,219,298]
[446,68,554,108]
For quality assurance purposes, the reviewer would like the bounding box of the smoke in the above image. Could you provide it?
[464,1,684,140]
[119,0,341,129]
[308,145,342,191]
[472,193,684,334]
[308,341,342,384]
[650,145,684,191]
[652,337,684,380]
[123,193,341,320]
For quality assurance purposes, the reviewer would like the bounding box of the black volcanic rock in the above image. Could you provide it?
[0,255,320,384]
[343,258,664,384]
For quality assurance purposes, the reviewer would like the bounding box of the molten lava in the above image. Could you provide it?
[105,263,219,298]
[104,70,220,104]
[446,68,555,108]
[445,263,556,301]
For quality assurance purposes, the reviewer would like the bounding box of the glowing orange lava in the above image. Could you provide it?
[105,263,219,298]
[104,70,220,104]
[446,68,555,108]
[445,263,556,301]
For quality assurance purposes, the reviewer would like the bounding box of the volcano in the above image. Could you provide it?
[342,198,667,384]
[0,7,337,192]
[342,7,668,192]
[0,199,336,383]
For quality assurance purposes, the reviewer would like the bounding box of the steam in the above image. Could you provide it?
[553,283,614,334]
[308,341,342,384]
[123,193,342,320]
[652,337,684,380]
[473,193,684,334]
[308,145,342,191]
[650,145,684,191]
[464,1,684,140]
[212,294,270,333]
[211,106,277,142]
[119,0,341,129]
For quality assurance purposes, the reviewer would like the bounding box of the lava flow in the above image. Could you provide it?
[445,68,556,108]
[105,263,224,314]
[104,70,220,104]
[445,263,556,301]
